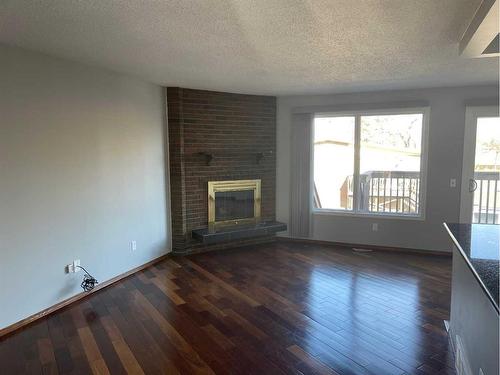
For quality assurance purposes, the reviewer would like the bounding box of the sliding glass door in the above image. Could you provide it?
[461,106,500,224]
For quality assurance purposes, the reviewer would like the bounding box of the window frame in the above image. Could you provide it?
[311,107,430,220]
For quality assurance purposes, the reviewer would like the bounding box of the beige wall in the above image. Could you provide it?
[0,44,170,329]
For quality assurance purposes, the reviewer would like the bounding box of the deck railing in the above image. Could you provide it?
[473,171,500,224]
[315,171,421,214]
[358,171,420,214]
[314,170,500,223]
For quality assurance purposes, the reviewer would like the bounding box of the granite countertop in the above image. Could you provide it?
[444,223,499,313]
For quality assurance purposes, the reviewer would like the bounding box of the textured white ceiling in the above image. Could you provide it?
[0,0,498,95]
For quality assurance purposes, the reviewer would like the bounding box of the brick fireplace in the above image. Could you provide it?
[167,88,278,254]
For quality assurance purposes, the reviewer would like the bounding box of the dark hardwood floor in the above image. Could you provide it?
[0,242,456,375]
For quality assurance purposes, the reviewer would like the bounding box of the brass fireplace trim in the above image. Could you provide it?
[208,179,261,225]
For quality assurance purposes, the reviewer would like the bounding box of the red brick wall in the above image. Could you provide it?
[167,88,277,253]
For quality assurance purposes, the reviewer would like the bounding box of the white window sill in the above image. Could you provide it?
[312,209,425,221]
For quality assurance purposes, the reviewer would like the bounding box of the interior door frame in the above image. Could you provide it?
[460,105,500,223]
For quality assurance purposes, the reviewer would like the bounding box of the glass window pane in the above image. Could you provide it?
[313,116,355,210]
[473,117,500,224]
[359,114,423,215]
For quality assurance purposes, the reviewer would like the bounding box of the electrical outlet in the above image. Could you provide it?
[66,259,81,273]
[131,240,137,251]
[450,178,457,188]
[372,223,378,232]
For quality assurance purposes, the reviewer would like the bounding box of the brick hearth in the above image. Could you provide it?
[167,88,277,254]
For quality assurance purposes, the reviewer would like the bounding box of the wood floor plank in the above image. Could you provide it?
[0,242,456,374]
[132,290,216,374]
[77,327,111,375]
[287,344,340,375]
[150,276,186,305]
[37,338,56,367]
[100,316,145,375]
[183,258,261,307]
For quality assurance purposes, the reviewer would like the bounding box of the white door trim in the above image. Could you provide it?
[460,105,500,223]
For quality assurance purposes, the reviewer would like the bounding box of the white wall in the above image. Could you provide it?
[0,44,170,329]
[277,85,498,252]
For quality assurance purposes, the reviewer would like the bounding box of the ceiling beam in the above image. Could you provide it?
[459,0,499,58]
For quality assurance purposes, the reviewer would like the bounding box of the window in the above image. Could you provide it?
[313,109,428,217]
[313,116,355,210]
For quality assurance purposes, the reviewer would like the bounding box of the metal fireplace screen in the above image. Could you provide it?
[208,179,261,225]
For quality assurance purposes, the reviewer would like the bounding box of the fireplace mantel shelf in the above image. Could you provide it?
[192,220,287,244]
[191,150,273,166]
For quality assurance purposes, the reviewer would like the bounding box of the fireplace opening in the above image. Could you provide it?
[208,179,261,225]
[215,190,254,222]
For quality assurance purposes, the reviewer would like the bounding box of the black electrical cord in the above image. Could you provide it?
[76,265,98,292]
